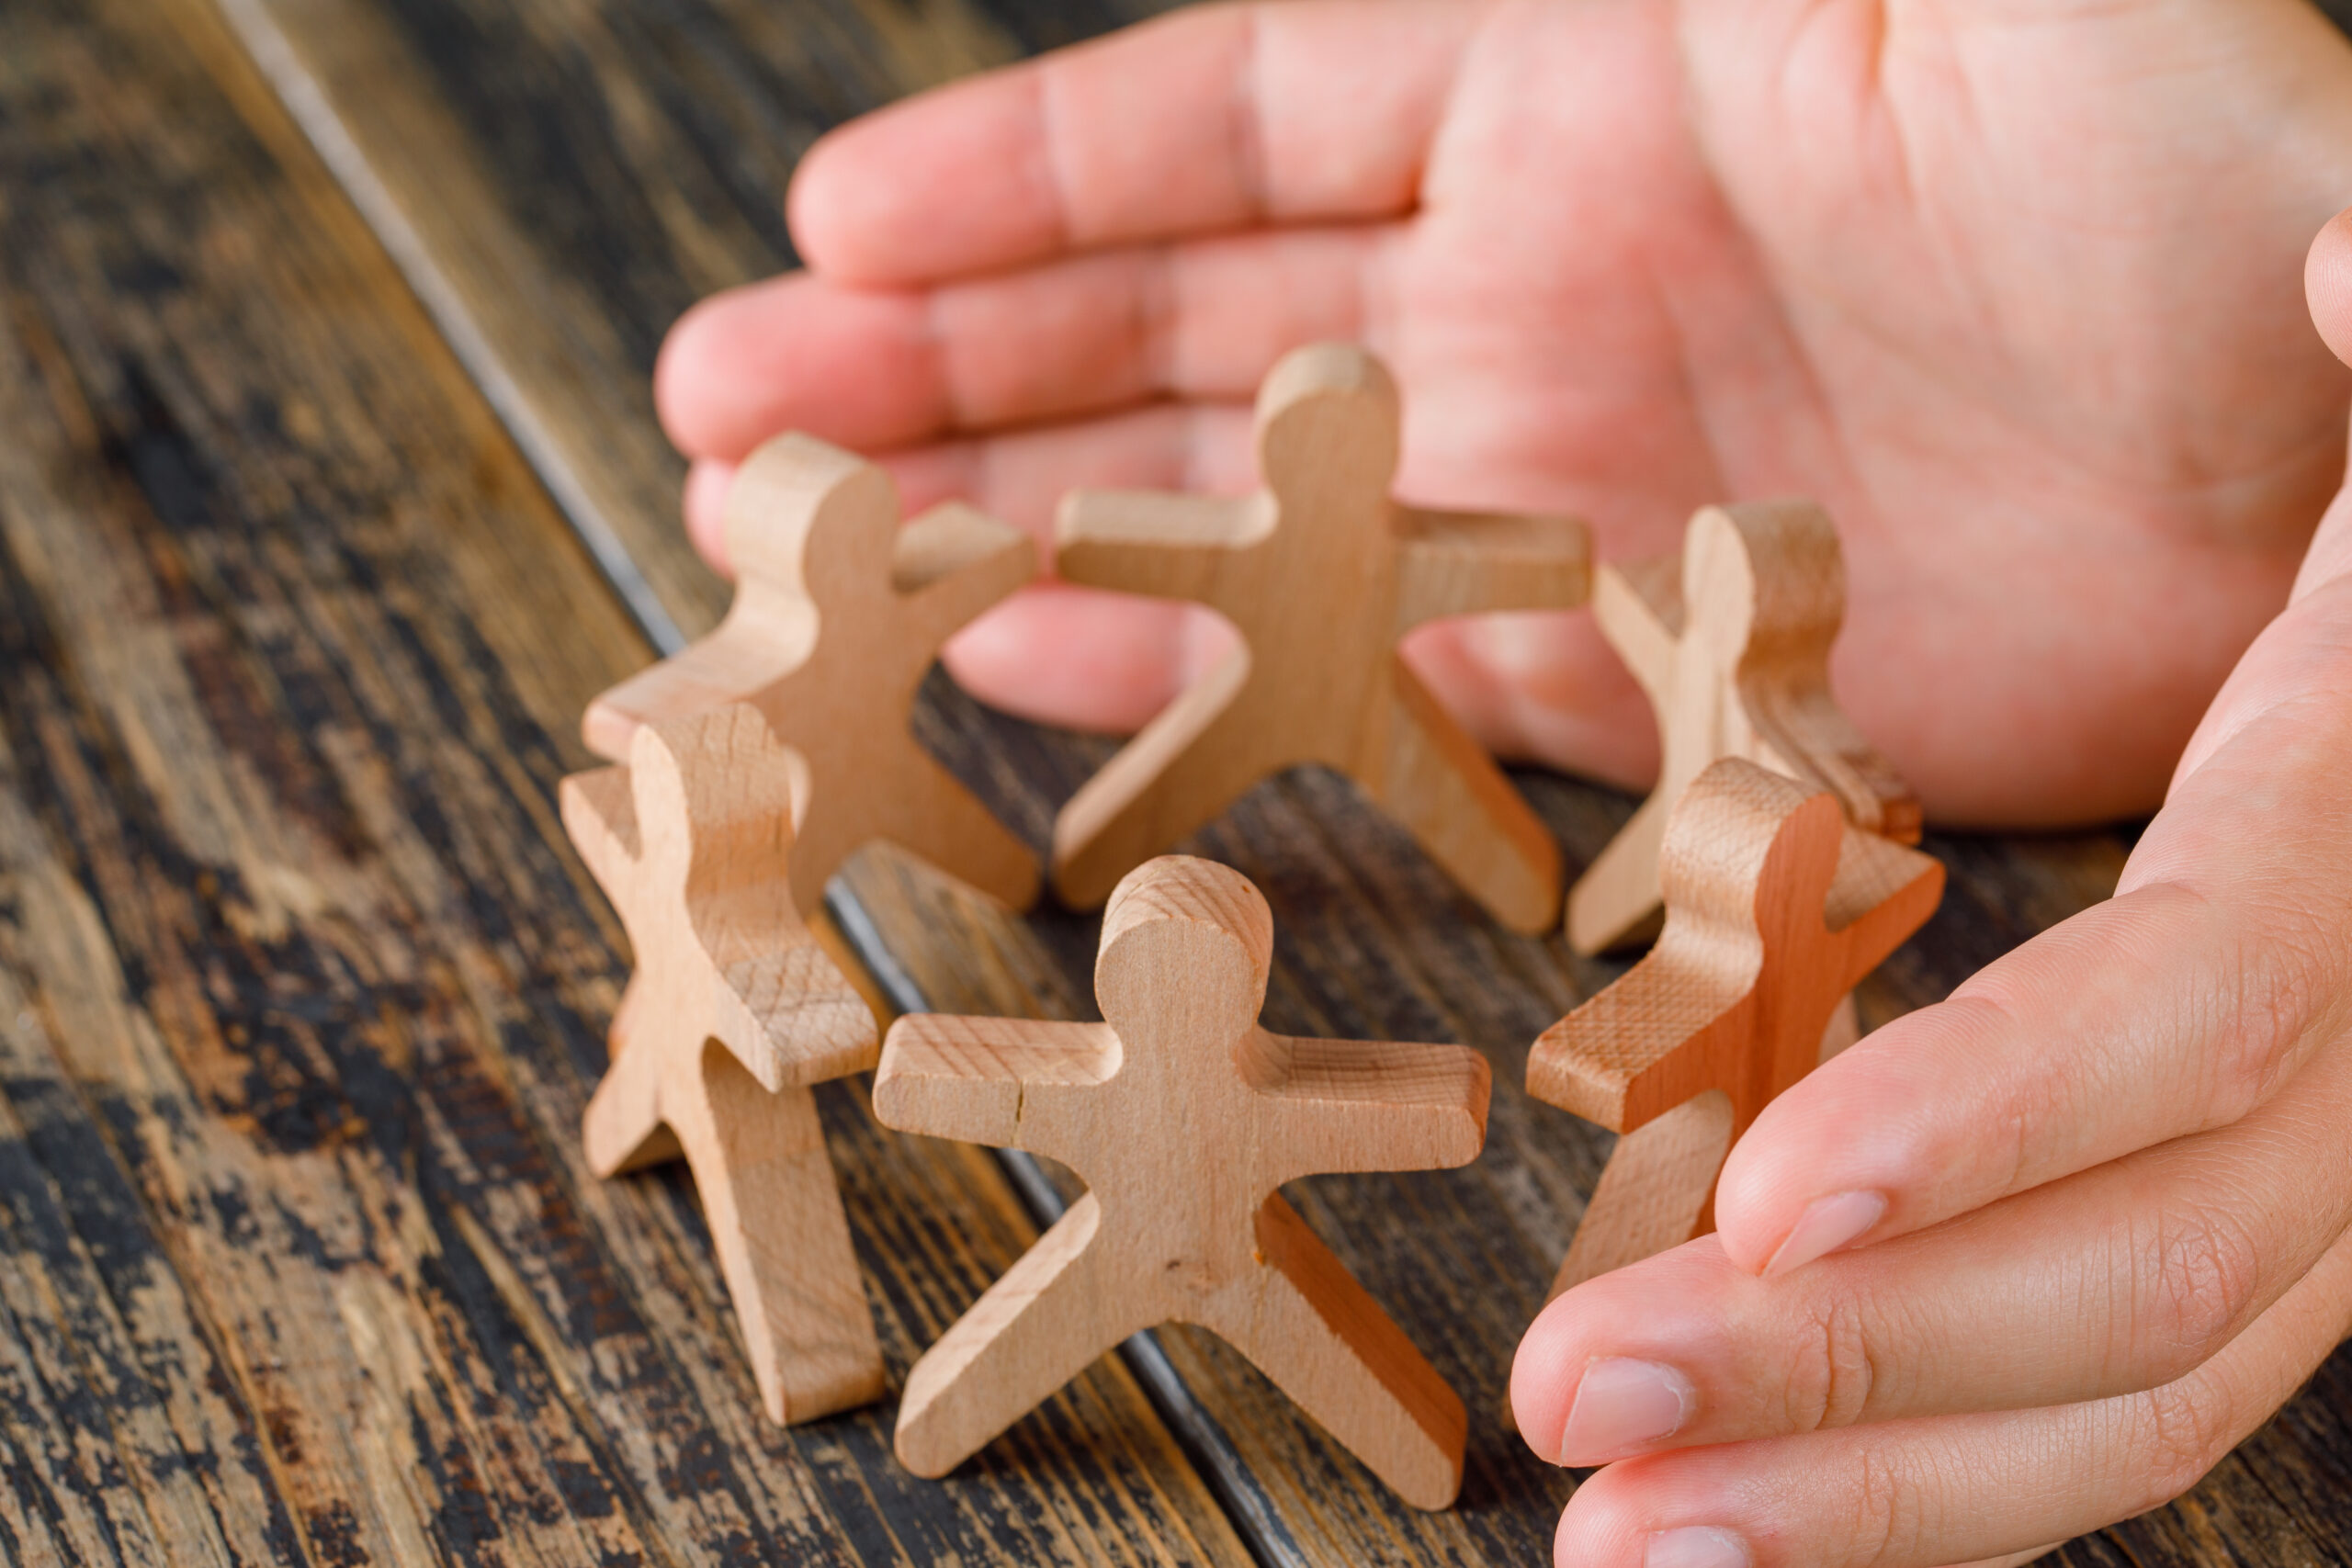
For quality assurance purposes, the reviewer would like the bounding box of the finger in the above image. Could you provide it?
[899,407,1252,730]
[1548,1224,2352,1568]
[1714,313,2352,1280]
[1714,507,2352,1276]
[880,403,1260,544]
[2303,205,2352,368]
[679,400,1653,766]
[1512,1041,2352,1463]
[683,457,733,571]
[679,402,1259,574]
[682,405,1255,732]
[654,226,1394,462]
[786,0,1487,286]
[946,583,1239,736]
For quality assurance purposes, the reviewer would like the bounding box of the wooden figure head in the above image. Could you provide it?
[720,434,899,642]
[1254,344,1401,520]
[1093,856,1275,1081]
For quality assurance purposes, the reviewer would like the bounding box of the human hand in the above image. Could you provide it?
[653,0,2352,827]
[1499,210,2352,1568]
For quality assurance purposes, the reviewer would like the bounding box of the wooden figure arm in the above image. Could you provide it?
[1824,826,1945,982]
[1524,953,1751,1134]
[1054,491,1273,606]
[1589,555,1682,704]
[559,765,637,895]
[894,502,1036,643]
[1245,1032,1490,1179]
[1391,508,1590,629]
[1753,690,1924,845]
[873,1016,1118,1163]
[581,585,818,761]
[697,892,878,1089]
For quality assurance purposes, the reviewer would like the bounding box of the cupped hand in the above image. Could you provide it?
[1502,210,2352,1568]
[655,0,2352,826]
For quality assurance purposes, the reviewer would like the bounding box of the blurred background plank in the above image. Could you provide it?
[0,0,1255,1561]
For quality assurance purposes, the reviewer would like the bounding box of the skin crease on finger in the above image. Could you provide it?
[654,0,2352,828]
[1502,216,2352,1565]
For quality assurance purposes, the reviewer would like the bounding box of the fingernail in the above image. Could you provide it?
[1555,1357,1696,1465]
[1645,1526,1751,1568]
[1762,1190,1887,1278]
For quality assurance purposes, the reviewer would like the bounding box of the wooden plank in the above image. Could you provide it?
[0,0,1252,1562]
[206,0,2352,1564]
[210,0,1177,653]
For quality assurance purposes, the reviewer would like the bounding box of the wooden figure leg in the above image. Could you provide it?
[885,744,1042,912]
[581,1017,679,1178]
[1050,649,1266,909]
[668,1044,886,1425]
[1366,661,1562,935]
[1565,789,1671,955]
[1550,1092,1736,1299]
[894,1192,1143,1477]
[1818,992,1862,1064]
[1202,1195,1466,1511]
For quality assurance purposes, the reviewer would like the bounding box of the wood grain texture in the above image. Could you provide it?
[200,0,2352,1562]
[209,0,1182,652]
[563,705,886,1426]
[0,0,1252,1561]
[875,856,1489,1508]
[1569,501,1920,956]
[1054,344,1589,934]
[1530,761,1943,1295]
[582,434,1040,914]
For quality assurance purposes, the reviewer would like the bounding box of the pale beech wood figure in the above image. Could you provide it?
[582,432,1039,913]
[1530,759,1942,1298]
[1050,344,1589,934]
[1569,501,1921,956]
[561,705,887,1425]
[873,855,1490,1509]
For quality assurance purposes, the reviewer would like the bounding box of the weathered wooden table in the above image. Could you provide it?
[2,0,2347,1562]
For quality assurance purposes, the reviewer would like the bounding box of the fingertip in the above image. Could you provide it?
[651,273,946,458]
[652,288,738,456]
[939,583,1199,733]
[1508,1294,1581,1464]
[2309,208,2352,370]
[788,71,1061,286]
[683,458,735,576]
[1711,1054,1922,1275]
[1551,1460,1654,1568]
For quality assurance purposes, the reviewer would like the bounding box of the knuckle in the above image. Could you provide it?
[1784,1292,1882,1432]
[2202,895,2344,1114]
[2131,1377,2242,1509]
[1834,1444,1927,1568]
[2125,1204,2266,1375]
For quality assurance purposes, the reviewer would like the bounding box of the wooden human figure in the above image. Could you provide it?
[1528,758,1942,1297]
[1050,344,1589,934]
[1568,501,1920,956]
[583,432,1039,913]
[873,855,1490,1509]
[562,704,887,1424]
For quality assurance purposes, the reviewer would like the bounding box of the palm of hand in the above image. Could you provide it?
[656,0,2352,826]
